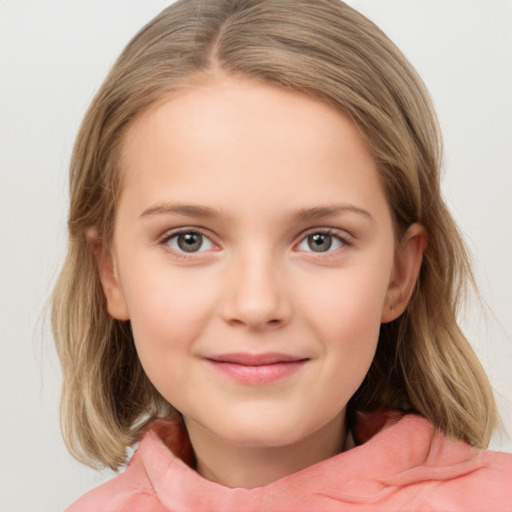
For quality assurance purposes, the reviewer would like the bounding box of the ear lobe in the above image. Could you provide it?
[87,230,130,321]
[381,223,427,323]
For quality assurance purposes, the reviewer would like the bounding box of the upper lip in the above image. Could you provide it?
[205,352,309,366]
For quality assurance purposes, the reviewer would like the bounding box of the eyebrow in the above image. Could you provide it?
[140,203,223,219]
[292,205,374,223]
[140,202,374,222]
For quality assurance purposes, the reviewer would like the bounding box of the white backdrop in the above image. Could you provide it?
[1,1,511,511]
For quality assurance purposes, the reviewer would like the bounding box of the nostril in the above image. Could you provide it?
[227,318,245,327]
[226,317,283,329]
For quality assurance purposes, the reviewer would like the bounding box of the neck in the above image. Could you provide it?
[185,414,346,489]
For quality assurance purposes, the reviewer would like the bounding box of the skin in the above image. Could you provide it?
[97,76,426,489]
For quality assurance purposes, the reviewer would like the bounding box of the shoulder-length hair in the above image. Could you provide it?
[52,0,497,469]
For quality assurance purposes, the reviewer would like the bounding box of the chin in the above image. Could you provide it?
[220,426,305,448]
[203,410,323,449]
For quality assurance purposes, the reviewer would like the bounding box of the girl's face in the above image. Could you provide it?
[100,77,420,452]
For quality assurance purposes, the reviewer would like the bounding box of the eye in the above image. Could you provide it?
[165,231,215,253]
[296,231,345,253]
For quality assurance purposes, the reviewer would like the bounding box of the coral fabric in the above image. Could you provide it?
[66,412,512,511]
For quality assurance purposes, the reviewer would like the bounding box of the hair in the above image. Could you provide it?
[52,0,498,470]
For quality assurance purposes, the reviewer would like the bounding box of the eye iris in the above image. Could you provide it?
[177,232,203,252]
[308,233,332,252]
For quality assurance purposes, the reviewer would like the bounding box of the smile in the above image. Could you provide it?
[204,353,310,385]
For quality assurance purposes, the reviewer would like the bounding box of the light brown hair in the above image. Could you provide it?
[52,0,497,470]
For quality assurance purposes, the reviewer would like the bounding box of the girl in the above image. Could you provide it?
[51,0,512,510]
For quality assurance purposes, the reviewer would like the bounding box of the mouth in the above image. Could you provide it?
[204,352,310,385]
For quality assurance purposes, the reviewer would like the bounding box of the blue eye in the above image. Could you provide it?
[166,231,214,253]
[297,232,344,253]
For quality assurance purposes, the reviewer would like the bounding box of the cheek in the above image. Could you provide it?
[119,265,219,369]
[296,262,391,375]
[300,264,390,333]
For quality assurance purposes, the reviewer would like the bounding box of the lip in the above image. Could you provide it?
[204,352,309,385]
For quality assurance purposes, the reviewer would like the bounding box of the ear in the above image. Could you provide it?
[87,229,130,321]
[381,223,427,323]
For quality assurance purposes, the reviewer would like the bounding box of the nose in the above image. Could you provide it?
[221,251,292,330]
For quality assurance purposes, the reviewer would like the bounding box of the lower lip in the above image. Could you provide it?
[206,360,307,385]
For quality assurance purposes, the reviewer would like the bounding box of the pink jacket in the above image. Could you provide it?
[66,412,512,511]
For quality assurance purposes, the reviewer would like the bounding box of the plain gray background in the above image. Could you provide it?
[1,1,511,510]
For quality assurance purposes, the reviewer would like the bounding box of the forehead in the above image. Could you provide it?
[118,77,388,219]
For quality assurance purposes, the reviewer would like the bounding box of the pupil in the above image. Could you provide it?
[177,232,203,252]
[308,233,332,252]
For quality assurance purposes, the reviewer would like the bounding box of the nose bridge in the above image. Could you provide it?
[222,243,290,329]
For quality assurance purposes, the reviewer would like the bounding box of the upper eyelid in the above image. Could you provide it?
[156,225,353,247]
[293,229,353,258]
[158,226,216,243]
[296,227,353,242]
[158,228,218,259]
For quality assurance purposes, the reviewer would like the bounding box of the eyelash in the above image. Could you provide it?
[297,228,352,255]
[158,228,218,259]
[158,227,352,258]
